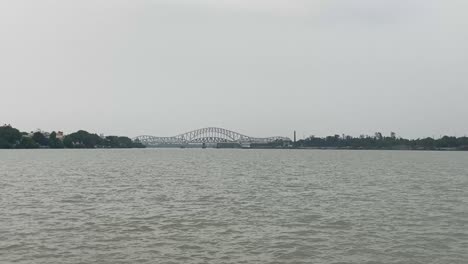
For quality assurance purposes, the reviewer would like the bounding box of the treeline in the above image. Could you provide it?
[293,133,468,150]
[63,130,145,149]
[0,125,145,149]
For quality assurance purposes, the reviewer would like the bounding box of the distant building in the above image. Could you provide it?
[56,131,65,140]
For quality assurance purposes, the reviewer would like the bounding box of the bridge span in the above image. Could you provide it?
[134,127,291,147]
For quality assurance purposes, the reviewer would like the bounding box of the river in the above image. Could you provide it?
[1,149,467,263]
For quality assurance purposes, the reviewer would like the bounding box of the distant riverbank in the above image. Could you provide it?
[290,134,468,151]
[3,124,468,150]
[234,134,468,151]
[0,125,145,149]
[292,146,468,151]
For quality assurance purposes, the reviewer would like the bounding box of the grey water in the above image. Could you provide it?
[0,149,467,264]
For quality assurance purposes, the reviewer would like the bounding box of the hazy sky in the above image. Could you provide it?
[1,0,467,139]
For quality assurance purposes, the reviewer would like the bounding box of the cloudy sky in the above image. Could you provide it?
[1,0,467,139]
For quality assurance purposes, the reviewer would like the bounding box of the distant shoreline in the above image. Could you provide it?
[0,125,145,149]
[2,124,468,151]
[2,147,468,152]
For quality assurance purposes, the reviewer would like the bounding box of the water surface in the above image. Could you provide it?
[1,149,467,263]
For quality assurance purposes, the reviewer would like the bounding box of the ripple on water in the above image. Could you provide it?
[1,149,468,264]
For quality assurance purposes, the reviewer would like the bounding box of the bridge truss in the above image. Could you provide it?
[134,127,291,146]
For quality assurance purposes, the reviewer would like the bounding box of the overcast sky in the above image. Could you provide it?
[1,0,467,139]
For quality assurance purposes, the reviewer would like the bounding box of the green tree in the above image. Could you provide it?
[63,130,104,148]
[48,132,64,149]
[63,136,74,148]
[104,136,145,148]
[32,132,49,147]
[0,138,10,148]
[0,125,22,148]
[17,137,39,149]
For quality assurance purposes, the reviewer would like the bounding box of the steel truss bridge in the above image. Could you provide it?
[134,127,291,146]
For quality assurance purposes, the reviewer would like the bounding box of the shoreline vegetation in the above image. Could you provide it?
[277,132,468,151]
[0,124,145,149]
[223,132,468,151]
[1,124,468,151]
